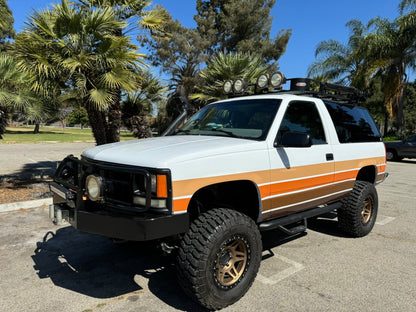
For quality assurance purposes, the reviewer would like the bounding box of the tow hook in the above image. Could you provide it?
[159,242,175,255]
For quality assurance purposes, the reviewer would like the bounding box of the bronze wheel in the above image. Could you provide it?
[215,236,248,288]
[177,208,262,310]
[338,181,378,237]
[361,198,373,224]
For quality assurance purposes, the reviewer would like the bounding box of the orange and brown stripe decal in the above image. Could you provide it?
[172,156,386,214]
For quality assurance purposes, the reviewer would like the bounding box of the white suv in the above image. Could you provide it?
[50,74,388,310]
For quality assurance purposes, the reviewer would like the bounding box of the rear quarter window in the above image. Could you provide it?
[324,101,381,143]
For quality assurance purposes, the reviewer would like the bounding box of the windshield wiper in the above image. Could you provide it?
[174,129,191,135]
[210,128,239,138]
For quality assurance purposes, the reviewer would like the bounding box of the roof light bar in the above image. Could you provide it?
[233,78,246,93]
[270,72,285,89]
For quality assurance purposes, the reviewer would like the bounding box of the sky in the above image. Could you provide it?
[8,0,403,80]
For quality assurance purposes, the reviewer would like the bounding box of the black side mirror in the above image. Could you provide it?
[274,132,312,148]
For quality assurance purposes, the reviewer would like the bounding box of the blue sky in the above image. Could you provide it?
[8,0,403,80]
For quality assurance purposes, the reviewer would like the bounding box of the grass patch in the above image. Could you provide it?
[1,126,135,143]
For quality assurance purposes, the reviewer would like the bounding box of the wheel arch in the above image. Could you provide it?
[356,165,377,184]
[186,180,262,223]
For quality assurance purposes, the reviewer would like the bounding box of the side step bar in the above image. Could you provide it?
[259,202,342,232]
[276,219,308,235]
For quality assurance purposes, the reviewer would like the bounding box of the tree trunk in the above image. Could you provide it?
[383,111,389,137]
[106,89,122,143]
[87,106,108,145]
[396,84,405,137]
[33,123,40,134]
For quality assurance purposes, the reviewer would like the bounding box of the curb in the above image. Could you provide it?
[0,198,53,213]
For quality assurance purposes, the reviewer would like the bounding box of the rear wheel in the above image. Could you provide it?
[177,208,262,310]
[338,181,378,237]
[386,149,401,161]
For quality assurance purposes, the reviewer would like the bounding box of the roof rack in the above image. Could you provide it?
[285,78,366,105]
[223,73,367,105]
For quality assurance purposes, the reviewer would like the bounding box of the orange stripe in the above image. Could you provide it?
[173,197,191,212]
[269,174,334,197]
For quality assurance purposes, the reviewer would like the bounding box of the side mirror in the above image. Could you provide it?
[274,132,312,148]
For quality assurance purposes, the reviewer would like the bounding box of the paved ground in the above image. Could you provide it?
[0,142,94,179]
[0,160,415,311]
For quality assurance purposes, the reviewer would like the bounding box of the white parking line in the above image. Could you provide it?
[376,215,396,226]
[257,254,304,285]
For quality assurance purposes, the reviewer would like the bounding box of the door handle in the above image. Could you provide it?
[326,153,334,161]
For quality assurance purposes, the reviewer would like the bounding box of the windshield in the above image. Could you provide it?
[173,99,281,140]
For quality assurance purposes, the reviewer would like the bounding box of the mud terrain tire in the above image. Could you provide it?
[177,208,262,310]
[338,181,378,237]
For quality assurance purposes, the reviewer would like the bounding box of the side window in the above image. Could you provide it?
[277,101,327,144]
[324,101,381,143]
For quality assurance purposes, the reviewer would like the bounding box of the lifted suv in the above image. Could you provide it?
[50,74,388,310]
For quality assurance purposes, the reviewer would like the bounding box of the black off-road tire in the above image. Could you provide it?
[176,208,262,310]
[338,181,378,237]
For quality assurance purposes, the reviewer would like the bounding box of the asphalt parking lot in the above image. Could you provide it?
[0,160,415,312]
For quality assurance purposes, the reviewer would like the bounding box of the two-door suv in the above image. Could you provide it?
[50,73,388,310]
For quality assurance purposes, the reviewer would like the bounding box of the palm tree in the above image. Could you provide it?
[308,19,368,88]
[363,9,416,135]
[14,0,144,145]
[74,0,167,142]
[192,52,271,104]
[0,53,35,138]
[121,69,166,138]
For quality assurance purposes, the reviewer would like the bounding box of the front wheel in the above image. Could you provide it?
[338,181,378,237]
[177,208,262,310]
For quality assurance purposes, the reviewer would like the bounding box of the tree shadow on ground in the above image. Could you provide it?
[1,160,58,181]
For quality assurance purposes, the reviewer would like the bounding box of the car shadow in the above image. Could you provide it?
[306,212,351,238]
[32,215,348,311]
[31,226,207,311]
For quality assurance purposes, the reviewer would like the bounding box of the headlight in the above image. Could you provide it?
[85,174,103,201]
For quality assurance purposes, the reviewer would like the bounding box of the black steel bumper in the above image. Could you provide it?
[50,202,189,241]
[75,209,189,241]
[50,180,189,241]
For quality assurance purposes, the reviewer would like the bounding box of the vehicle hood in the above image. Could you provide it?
[82,135,266,168]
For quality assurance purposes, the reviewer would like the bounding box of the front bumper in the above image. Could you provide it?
[49,202,189,241]
[49,201,189,241]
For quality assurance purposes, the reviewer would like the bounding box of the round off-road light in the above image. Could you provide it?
[270,72,285,89]
[233,78,245,93]
[223,80,233,94]
[86,174,103,201]
[256,73,269,89]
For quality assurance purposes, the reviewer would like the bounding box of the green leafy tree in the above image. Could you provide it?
[0,0,14,51]
[14,0,145,145]
[67,106,89,128]
[403,81,416,133]
[195,0,291,62]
